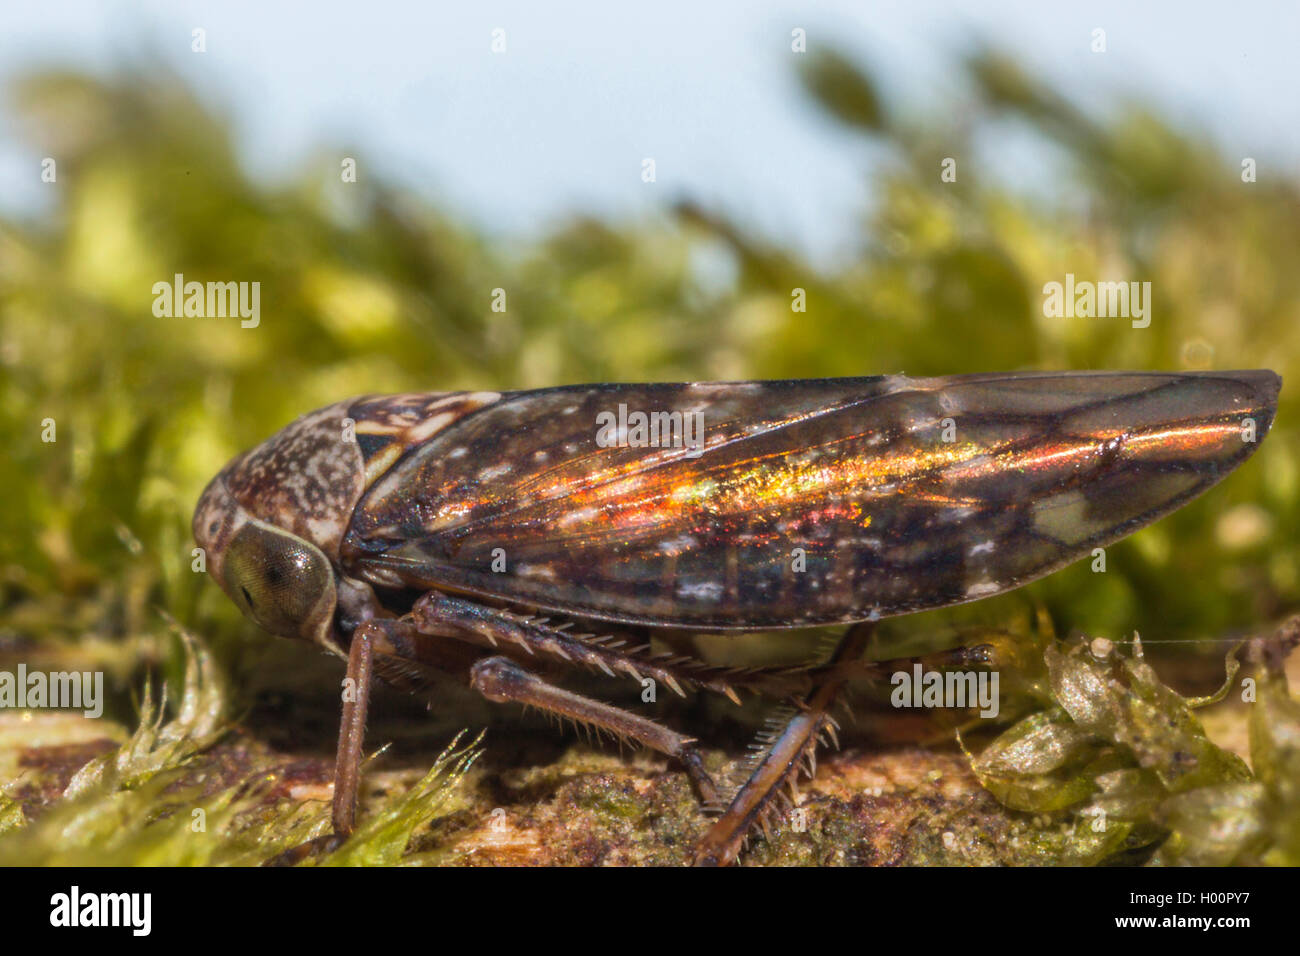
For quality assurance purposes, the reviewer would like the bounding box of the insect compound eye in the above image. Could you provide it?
[222,521,335,641]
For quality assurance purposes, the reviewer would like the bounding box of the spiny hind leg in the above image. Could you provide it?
[690,622,875,867]
[469,655,721,805]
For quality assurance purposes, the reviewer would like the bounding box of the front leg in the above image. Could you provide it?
[265,618,378,866]
[277,594,730,865]
[331,618,376,838]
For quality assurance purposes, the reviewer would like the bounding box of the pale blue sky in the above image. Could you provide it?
[1,1,1296,264]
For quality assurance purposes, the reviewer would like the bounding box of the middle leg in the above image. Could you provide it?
[468,655,721,805]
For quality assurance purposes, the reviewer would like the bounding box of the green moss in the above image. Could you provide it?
[967,625,1300,866]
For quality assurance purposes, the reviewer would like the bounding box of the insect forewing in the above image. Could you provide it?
[342,371,1279,629]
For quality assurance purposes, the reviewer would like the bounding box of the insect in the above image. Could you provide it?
[192,370,1279,865]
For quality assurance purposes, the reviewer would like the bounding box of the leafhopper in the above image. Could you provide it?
[192,370,1279,864]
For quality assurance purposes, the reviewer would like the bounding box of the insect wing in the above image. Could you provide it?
[343,371,1278,629]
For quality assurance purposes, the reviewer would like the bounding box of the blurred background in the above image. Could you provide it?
[1,2,1298,864]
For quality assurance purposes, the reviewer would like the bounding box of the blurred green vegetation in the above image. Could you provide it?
[1,48,1298,865]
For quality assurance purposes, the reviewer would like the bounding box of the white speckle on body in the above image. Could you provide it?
[516,564,557,581]
[657,534,699,555]
[676,580,724,601]
[965,580,1001,598]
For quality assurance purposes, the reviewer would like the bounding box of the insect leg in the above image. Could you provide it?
[331,618,376,837]
[469,655,721,806]
[265,619,379,866]
[690,622,875,867]
[411,590,807,703]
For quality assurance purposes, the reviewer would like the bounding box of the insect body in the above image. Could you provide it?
[193,370,1280,864]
